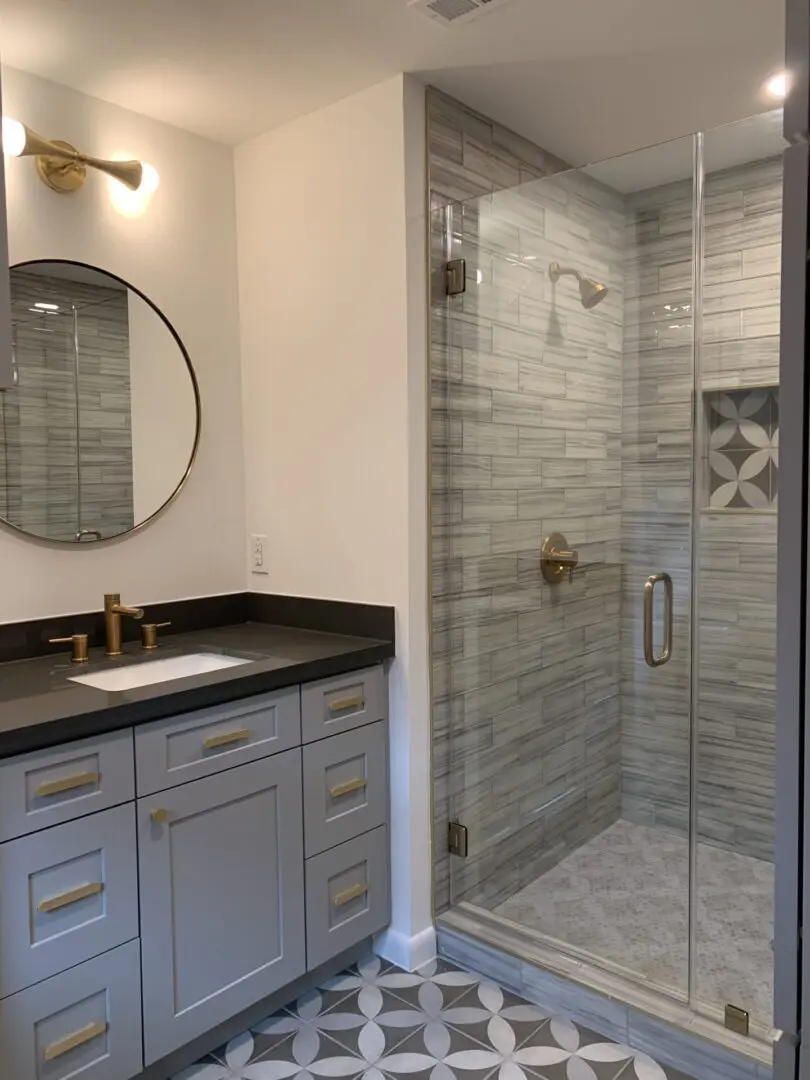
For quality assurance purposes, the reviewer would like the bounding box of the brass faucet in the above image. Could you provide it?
[104,593,145,657]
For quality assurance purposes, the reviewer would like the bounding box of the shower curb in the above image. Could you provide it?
[437,907,773,1080]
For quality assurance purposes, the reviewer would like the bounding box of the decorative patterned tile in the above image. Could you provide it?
[170,956,695,1080]
[706,386,778,509]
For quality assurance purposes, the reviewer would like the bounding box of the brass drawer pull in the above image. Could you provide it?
[333,882,369,907]
[329,777,368,798]
[44,1019,107,1061]
[329,696,365,714]
[38,881,104,914]
[150,808,169,824]
[35,772,100,798]
[203,728,251,750]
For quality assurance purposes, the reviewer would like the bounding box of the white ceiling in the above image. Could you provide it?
[0,0,786,164]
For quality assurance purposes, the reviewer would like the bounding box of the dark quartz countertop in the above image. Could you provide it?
[0,621,394,759]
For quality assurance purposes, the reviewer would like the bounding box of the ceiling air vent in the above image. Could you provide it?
[407,0,516,27]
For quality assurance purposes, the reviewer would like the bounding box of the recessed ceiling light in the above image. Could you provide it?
[765,71,788,99]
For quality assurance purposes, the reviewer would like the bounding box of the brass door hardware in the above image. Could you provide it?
[448,821,469,858]
[104,593,145,657]
[446,258,467,296]
[329,777,368,798]
[36,772,99,798]
[150,808,169,824]
[643,573,674,667]
[333,883,369,908]
[329,696,365,714]
[724,1004,750,1036]
[541,533,580,584]
[203,729,251,750]
[44,1020,107,1061]
[140,621,172,650]
[38,881,104,914]
[49,633,89,664]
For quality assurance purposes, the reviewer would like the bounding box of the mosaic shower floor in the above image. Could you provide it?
[172,954,693,1080]
[493,820,774,1027]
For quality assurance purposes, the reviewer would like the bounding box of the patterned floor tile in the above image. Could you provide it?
[379,958,482,1010]
[371,1024,507,1080]
[442,980,550,1049]
[171,954,692,1080]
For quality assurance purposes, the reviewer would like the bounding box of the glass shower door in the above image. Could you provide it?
[438,135,697,997]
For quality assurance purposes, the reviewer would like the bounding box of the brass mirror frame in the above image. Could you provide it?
[1,258,202,546]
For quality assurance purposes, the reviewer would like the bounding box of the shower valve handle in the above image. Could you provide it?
[541,533,579,584]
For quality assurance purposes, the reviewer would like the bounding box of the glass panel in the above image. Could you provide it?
[437,133,697,995]
[693,109,785,1035]
[75,290,135,540]
[1,291,78,541]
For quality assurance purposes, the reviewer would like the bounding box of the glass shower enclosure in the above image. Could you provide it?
[432,110,784,1053]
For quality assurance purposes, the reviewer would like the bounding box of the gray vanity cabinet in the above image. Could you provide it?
[137,749,306,1065]
[0,663,389,1079]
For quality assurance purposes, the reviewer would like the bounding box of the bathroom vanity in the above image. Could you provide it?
[0,610,394,1080]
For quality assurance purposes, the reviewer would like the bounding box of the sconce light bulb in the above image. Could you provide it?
[2,117,26,158]
[138,162,160,196]
[765,71,788,100]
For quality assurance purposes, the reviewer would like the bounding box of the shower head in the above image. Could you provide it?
[548,262,609,309]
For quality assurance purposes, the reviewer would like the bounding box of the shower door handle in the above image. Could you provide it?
[643,573,673,668]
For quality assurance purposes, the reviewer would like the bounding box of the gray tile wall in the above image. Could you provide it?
[0,273,134,541]
[429,90,626,912]
[620,156,781,861]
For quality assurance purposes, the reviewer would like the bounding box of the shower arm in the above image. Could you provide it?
[548,263,582,283]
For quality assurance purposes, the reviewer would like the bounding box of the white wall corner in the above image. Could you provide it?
[374,924,437,973]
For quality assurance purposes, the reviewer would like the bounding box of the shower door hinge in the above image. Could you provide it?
[448,821,468,858]
[724,1004,750,1036]
[445,258,467,296]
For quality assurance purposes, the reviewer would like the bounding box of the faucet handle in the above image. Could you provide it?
[49,634,90,664]
[140,622,171,651]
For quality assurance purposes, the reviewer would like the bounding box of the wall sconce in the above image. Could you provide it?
[2,117,159,197]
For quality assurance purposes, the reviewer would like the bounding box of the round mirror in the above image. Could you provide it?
[0,260,200,543]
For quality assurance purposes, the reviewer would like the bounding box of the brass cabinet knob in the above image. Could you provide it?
[49,634,89,664]
[150,808,169,824]
[140,622,172,650]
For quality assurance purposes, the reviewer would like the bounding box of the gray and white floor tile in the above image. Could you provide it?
[172,954,695,1080]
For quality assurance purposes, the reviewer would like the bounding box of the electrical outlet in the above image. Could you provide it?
[250,534,268,575]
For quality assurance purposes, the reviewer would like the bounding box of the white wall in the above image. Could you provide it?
[1,66,245,620]
[236,75,433,969]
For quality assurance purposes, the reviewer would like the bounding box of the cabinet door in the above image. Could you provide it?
[0,66,14,392]
[138,750,305,1065]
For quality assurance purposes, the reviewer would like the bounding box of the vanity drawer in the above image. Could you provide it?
[301,665,387,743]
[305,825,390,970]
[0,803,139,998]
[0,730,135,842]
[0,939,143,1080]
[135,687,301,795]
[303,722,388,856]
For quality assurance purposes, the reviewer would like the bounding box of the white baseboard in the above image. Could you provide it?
[374,924,437,972]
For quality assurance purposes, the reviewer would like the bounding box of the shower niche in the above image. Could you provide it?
[704,386,779,510]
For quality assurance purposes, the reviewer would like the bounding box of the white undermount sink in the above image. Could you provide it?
[69,652,251,692]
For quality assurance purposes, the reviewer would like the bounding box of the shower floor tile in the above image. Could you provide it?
[491,819,773,1027]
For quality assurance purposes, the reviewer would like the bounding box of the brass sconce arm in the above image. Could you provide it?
[3,118,148,194]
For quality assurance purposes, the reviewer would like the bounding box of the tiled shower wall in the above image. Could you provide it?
[620,156,781,861]
[0,272,134,541]
[430,90,626,911]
